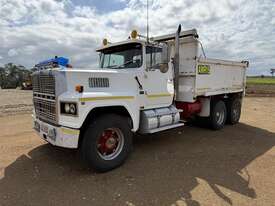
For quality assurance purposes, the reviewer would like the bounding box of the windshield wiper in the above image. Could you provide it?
[107,65,119,69]
[111,60,134,69]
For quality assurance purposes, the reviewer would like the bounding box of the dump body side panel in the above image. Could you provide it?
[195,58,247,97]
[169,36,247,103]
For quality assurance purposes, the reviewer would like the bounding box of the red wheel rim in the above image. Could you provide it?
[96,128,124,160]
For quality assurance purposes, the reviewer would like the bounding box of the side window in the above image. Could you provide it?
[146,46,162,69]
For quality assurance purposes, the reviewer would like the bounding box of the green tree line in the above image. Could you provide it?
[0,63,32,89]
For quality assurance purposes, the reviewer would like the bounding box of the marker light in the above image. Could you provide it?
[103,38,108,46]
[131,30,138,39]
[75,85,84,93]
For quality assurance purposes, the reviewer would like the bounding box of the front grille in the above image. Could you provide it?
[33,98,57,123]
[32,73,55,94]
[32,72,57,124]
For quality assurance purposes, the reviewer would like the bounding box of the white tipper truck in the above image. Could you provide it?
[32,25,248,172]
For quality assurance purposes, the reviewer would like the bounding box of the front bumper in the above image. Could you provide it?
[33,116,80,149]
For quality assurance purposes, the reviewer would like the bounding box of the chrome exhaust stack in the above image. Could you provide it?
[174,24,181,98]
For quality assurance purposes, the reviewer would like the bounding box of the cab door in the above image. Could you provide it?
[142,46,174,109]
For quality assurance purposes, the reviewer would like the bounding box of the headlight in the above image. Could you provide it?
[61,102,78,116]
[69,104,76,114]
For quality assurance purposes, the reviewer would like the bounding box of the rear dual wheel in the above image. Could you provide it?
[210,100,227,130]
[209,97,241,130]
[226,98,242,125]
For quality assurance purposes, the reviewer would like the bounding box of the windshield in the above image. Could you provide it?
[99,43,142,69]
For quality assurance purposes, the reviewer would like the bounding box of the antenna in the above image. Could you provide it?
[146,0,149,42]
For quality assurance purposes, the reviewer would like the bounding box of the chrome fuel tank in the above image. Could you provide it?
[139,105,180,134]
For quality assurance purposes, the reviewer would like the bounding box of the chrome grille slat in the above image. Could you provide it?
[33,96,56,102]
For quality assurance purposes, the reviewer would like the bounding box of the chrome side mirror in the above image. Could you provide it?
[159,43,169,73]
[161,43,169,64]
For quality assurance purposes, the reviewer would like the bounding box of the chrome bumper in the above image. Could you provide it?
[33,116,79,149]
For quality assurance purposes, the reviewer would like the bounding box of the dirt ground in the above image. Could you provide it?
[0,92,275,206]
[0,89,33,116]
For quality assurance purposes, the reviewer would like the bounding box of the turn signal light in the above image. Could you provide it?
[75,85,84,93]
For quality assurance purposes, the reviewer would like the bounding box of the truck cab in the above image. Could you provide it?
[32,26,248,172]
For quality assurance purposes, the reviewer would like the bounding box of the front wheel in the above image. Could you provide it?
[81,114,133,172]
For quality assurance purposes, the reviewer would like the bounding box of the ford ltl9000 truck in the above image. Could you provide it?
[32,25,248,172]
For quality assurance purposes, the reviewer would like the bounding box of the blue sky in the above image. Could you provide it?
[0,0,274,75]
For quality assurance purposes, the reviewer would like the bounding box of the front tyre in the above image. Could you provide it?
[81,114,133,172]
[210,100,227,130]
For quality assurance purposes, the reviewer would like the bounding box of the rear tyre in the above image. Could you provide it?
[209,100,227,130]
[81,114,133,172]
[227,98,242,125]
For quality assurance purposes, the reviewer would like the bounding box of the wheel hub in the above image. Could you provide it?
[105,137,117,149]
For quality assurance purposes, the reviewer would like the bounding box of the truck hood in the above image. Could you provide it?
[65,68,128,73]
[59,68,141,95]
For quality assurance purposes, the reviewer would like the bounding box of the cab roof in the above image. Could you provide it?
[96,39,146,52]
[96,29,198,52]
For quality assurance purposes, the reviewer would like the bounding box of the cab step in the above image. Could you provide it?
[146,123,184,134]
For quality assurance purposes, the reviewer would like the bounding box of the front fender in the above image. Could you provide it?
[58,92,140,132]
